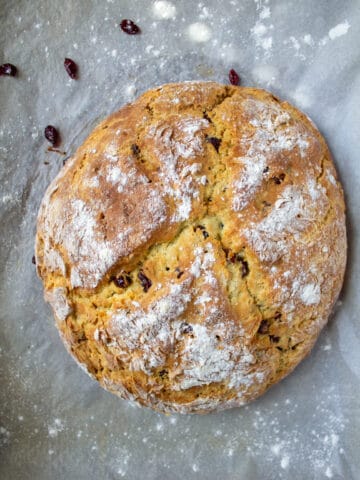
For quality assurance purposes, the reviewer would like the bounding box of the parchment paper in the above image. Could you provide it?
[1,1,359,479]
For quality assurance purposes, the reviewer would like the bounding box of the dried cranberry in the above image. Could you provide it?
[180,322,193,334]
[222,247,230,259]
[229,68,240,86]
[175,267,184,279]
[228,252,249,277]
[159,369,168,378]
[263,166,269,173]
[0,63,17,76]
[229,253,237,263]
[203,112,212,123]
[44,125,59,146]
[138,270,152,292]
[32,255,36,265]
[272,174,286,185]
[131,144,140,155]
[258,320,269,334]
[240,259,249,277]
[269,335,280,343]
[64,58,78,79]
[206,136,221,152]
[194,225,209,239]
[120,19,141,35]
[113,274,132,288]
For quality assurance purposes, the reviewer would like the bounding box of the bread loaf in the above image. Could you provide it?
[35,82,346,414]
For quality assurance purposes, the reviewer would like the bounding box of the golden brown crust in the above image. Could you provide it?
[35,82,346,414]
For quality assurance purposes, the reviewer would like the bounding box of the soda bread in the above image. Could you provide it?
[35,82,346,413]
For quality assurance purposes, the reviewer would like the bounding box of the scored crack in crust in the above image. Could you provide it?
[35,82,347,414]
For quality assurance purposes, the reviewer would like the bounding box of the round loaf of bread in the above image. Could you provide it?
[35,82,346,414]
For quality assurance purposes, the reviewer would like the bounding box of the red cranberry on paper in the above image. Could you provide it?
[0,63,17,77]
[44,125,60,146]
[64,58,78,79]
[229,69,240,86]
[120,19,141,35]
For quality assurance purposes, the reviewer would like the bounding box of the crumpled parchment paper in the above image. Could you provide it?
[1,1,359,479]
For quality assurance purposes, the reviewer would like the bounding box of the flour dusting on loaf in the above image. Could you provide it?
[36,82,346,414]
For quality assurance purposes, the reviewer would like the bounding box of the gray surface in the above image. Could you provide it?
[0,0,359,479]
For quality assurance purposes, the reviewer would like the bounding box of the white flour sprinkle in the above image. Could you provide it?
[300,283,321,306]
[328,21,350,40]
[64,199,118,288]
[110,282,193,372]
[280,456,290,469]
[194,291,212,305]
[289,36,301,51]
[106,162,148,193]
[252,64,278,86]
[240,391,346,477]
[125,84,137,99]
[48,418,65,438]
[41,153,167,288]
[232,98,309,212]
[177,323,260,391]
[106,166,122,184]
[44,287,72,321]
[199,5,211,20]
[244,185,314,263]
[252,22,267,37]
[251,21,273,52]
[259,6,271,19]
[108,243,263,394]
[43,248,66,275]
[325,466,333,478]
[271,443,281,456]
[326,171,337,186]
[0,426,10,447]
[152,1,177,19]
[250,4,273,55]
[303,34,314,45]
[149,116,208,221]
[292,88,312,109]
[187,22,211,42]
[233,155,266,211]
[88,176,99,188]
[1,194,14,204]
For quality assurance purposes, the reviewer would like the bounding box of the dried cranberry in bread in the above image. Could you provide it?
[35,82,346,414]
